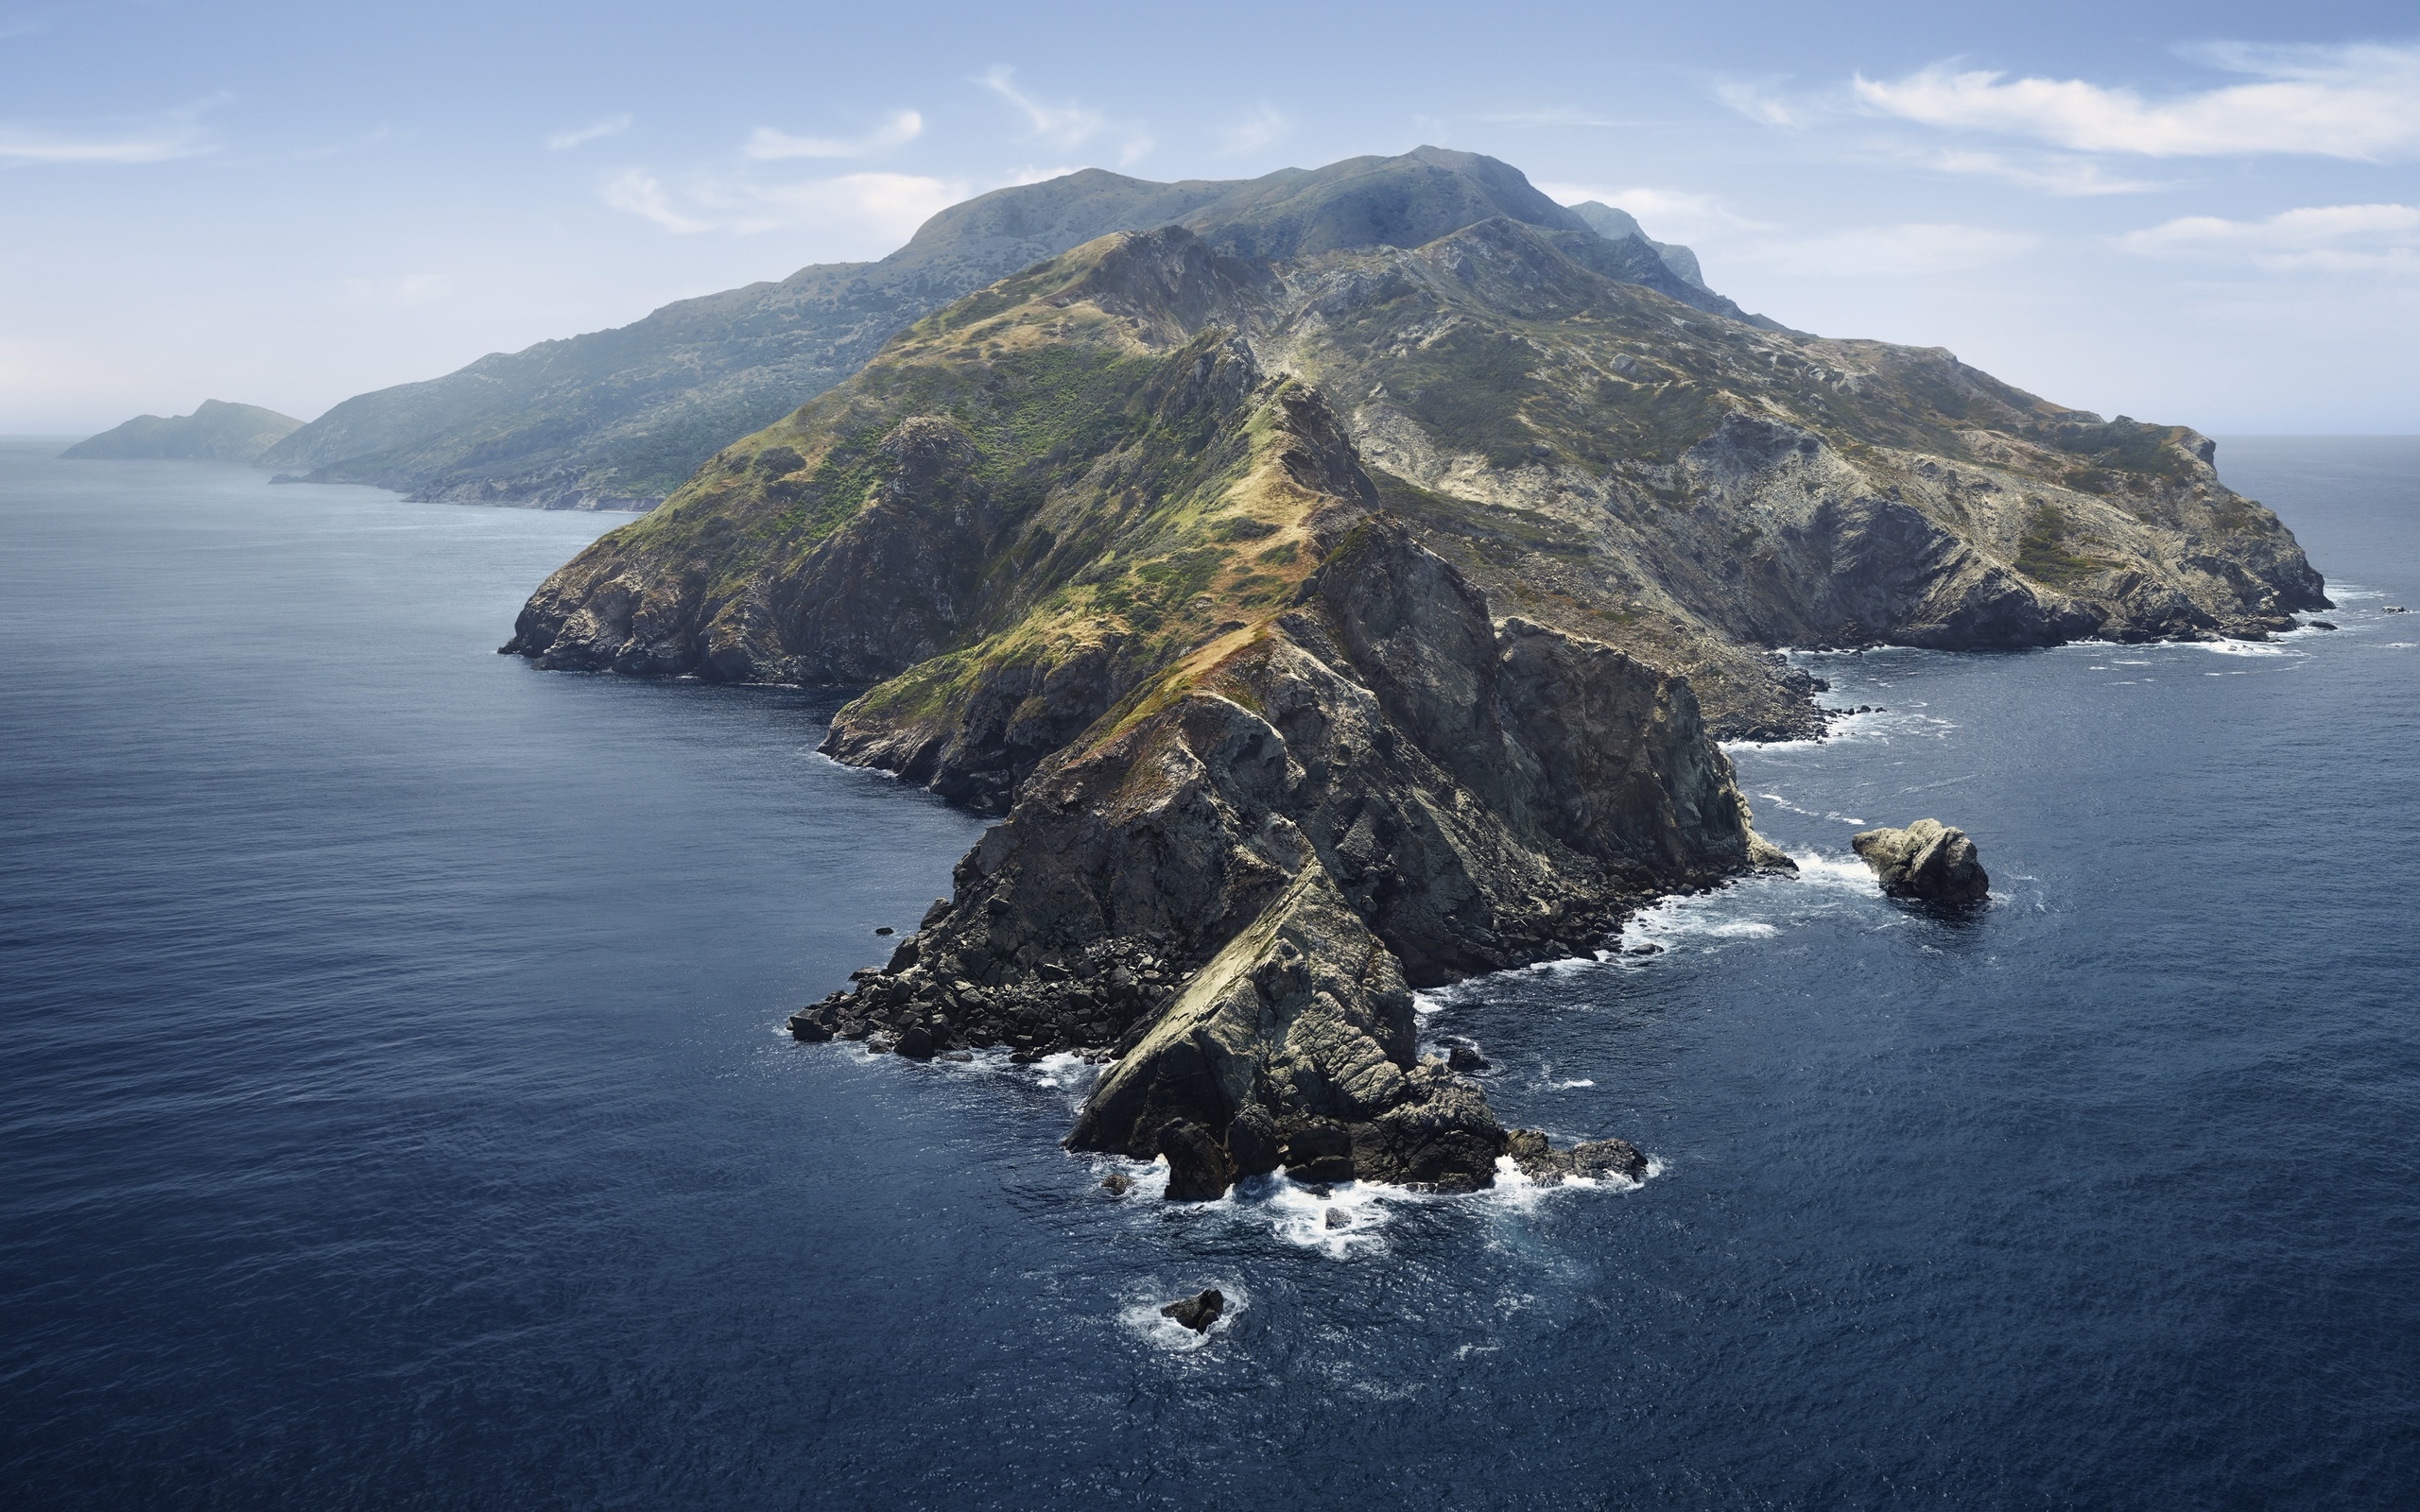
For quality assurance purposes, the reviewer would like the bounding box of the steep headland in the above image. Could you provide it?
[501,150,2327,1194]
[63,400,302,463]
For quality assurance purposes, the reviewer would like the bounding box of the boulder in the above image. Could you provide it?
[1851,818,1990,904]
[1160,1288,1225,1332]
[1155,1120,1236,1201]
[1101,1172,1132,1195]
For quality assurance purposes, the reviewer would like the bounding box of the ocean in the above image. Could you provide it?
[2,436,2412,1509]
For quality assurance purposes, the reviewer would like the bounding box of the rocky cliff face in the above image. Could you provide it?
[500,150,2328,1193]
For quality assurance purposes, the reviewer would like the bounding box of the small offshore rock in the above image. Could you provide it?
[1507,1129,1650,1185]
[1101,1172,1132,1195]
[2308,621,2338,630]
[874,926,894,936]
[1159,1288,1225,1332]
[939,1050,974,1063]
[1851,817,1990,904]
[1445,1040,1492,1074]
[1323,1207,1349,1230]
[1156,1120,1236,1201]
[1625,942,1663,956]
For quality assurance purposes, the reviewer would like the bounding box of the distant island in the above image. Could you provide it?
[62,400,302,463]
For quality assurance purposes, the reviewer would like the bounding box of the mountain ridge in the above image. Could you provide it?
[259,150,1748,509]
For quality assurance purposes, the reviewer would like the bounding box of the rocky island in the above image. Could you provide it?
[499,149,2327,1195]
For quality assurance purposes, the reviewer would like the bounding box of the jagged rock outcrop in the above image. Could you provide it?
[786,515,1765,1191]
[1852,819,1991,904]
[1160,1289,1225,1332]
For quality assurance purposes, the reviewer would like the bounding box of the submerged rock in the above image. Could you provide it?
[1851,819,1990,904]
[1160,1289,1225,1332]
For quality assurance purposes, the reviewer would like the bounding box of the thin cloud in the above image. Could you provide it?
[977,64,1150,163]
[599,166,962,242]
[1219,104,1288,156]
[2118,202,2420,273]
[1535,182,1768,241]
[601,169,711,233]
[978,65,1103,146]
[1738,223,2038,277]
[1854,43,2420,159]
[0,94,225,165]
[1927,149,2159,197]
[745,110,922,160]
[547,115,632,152]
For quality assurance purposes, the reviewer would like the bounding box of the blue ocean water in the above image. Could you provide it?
[1,437,2413,1510]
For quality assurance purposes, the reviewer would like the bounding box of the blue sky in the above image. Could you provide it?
[3,0,2414,434]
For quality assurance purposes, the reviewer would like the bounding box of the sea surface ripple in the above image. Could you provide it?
[2,438,2414,1509]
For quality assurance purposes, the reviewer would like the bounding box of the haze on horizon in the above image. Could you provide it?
[4,0,2415,438]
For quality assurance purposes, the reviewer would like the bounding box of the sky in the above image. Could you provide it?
[2,0,2415,436]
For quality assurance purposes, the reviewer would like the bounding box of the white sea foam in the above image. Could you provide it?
[1118,1279,1248,1351]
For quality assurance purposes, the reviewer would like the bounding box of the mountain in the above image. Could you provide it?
[62,400,302,462]
[1564,200,1706,289]
[260,148,1754,510]
[495,152,2325,1191]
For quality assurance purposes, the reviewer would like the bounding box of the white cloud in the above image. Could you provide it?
[547,115,631,152]
[599,166,962,242]
[1219,104,1289,156]
[0,95,223,165]
[1853,43,2420,159]
[1927,149,2158,196]
[2118,203,2420,274]
[977,64,1150,164]
[600,169,712,233]
[1739,223,2038,277]
[1713,79,1812,129]
[1535,182,1766,241]
[745,110,922,160]
[978,65,1103,146]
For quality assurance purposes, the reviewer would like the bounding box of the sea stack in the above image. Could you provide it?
[1852,819,1990,904]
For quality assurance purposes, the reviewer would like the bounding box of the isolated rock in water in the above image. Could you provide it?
[1323,1207,1349,1229]
[1156,1120,1236,1201]
[1160,1288,1225,1332]
[1101,1173,1132,1195]
[1506,1129,1650,1185]
[1852,819,1990,903]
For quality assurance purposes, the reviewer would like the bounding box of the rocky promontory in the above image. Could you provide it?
[498,149,2327,1196]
